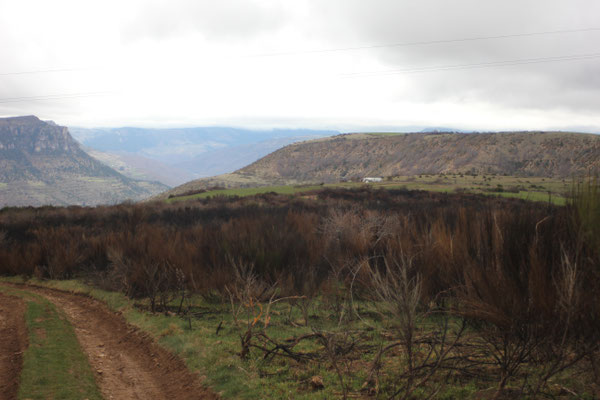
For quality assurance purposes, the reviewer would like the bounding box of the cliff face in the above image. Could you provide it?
[0,116,119,182]
[0,116,167,207]
[0,116,77,153]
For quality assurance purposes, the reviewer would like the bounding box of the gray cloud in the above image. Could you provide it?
[122,0,287,42]
[1,0,599,130]
[308,0,600,111]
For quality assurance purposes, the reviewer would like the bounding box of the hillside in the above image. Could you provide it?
[70,126,338,186]
[83,148,193,187]
[0,116,167,207]
[159,131,600,199]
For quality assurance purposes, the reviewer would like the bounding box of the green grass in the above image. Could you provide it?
[4,277,594,399]
[78,177,107,182]
[366,132,407,136]
[167,174,569,205]
[2,278,381,399]
[26,180,46,187]
[571,176,600,248]
[167,184,324,203]
[0,285,102,400]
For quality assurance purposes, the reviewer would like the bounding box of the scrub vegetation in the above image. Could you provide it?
[1,182,599,398]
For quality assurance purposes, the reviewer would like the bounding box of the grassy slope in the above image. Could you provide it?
[0,285,102,400]
[166,174,568,205]
[158,131,600,201]
[240,131,600,181]
[166,184,324,203]
[2,277,594,399]
[0,278,434,399]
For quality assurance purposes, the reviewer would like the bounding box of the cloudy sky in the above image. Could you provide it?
[1,0,599,132]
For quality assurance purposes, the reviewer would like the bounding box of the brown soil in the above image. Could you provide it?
[3,284,218,400]
[0,292,27,400]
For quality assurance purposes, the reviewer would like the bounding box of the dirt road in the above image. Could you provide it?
[0,284,218,400]
[0,292,27,400]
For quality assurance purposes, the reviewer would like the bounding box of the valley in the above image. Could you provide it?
[3,2,600,398]
[71,126,338,187]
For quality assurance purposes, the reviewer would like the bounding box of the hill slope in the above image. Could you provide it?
[0,116,167,207]
[70,126,338,185]
[159,131,600,199]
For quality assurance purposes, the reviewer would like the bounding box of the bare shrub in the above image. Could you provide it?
[367,254,465,398]
[225,258,270,327]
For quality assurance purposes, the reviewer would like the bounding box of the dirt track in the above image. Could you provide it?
[0,292,27,400]
[0,284,218,400]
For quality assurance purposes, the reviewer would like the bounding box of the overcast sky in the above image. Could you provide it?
[1,0,599,132]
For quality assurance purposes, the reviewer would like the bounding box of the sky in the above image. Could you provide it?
[1,0,600,132]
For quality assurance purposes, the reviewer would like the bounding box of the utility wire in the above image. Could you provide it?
[2,27,599,77]
[0,91,115,104]
[342,51,600,77]
[0,67,95,77]
[2,52,600,104]
[248,27,600,57]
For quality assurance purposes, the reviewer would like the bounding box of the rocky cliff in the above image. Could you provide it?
[0,116,167,207]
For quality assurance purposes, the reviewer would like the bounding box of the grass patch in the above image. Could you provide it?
[2,278,379,399]
[2,277,596,399]
[166,174,569,205]
[366,132,407,136]
[167,184,324,203]
[26,180,45,187]
[0,285,102,400]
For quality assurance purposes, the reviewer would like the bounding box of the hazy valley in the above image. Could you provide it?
[71,126,339,187]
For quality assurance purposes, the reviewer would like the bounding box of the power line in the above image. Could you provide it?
[0,67,95,77]
[342,51,600,77]
[2,52,599,104]
[2,27,599,78]
[0,91,115,104]
[248,27,600,58]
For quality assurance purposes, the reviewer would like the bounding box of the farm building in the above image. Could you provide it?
[362,177,383,183]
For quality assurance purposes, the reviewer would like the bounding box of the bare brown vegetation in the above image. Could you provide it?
[1,186,599,397]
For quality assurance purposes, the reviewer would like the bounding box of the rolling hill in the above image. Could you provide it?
[158,131,600,200]
[0,116,167,207]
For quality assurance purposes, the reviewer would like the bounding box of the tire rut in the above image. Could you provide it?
[0,292,27,400]
[6,284,218,400]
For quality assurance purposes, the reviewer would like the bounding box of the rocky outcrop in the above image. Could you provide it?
[0,116,167,207]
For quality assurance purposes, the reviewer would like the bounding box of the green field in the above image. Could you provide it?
[365,132,408,136]
[167,174,569,205]
[166,184,325,203]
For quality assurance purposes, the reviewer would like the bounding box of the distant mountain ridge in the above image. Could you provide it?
[70,126,339,186]
[0,116,167,207]
[174,135,329,179]
[158,131,600,199]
